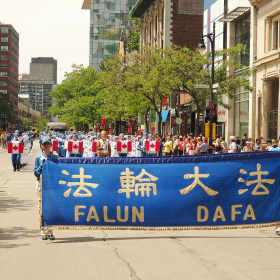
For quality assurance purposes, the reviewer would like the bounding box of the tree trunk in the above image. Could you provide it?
[144,107,150,133]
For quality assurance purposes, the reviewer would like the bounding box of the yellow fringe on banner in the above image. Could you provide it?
[38,178,280,231]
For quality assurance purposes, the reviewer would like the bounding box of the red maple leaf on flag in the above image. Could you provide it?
[73,144,79,149]
[122,144,127,149]
[150,143,155,148]
[13,145,18,150]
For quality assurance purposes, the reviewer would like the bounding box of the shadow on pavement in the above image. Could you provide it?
[0,190,34,212]
[50,234,278,244]
[0,227,38,249]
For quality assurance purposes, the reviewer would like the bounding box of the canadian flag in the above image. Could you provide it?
[117,141,132,153]
[8,142,24,154]
[145,141,160,152]
[51,140,57,152]
[68,141,83,154]
[92,141,97,153]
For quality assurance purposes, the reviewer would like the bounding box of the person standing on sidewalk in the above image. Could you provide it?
[34,137,59,240]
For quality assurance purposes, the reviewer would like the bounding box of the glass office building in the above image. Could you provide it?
[87,0,137,70]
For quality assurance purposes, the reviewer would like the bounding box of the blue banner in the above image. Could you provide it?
[40,152,280,230]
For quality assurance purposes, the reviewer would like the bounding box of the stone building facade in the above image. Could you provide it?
[250,0,280,140]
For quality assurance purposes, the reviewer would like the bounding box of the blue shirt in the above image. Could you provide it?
[272,146,280,151]
[34,152,59,181]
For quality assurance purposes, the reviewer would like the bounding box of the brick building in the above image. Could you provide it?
[0,23,19,117]
[131,0,203,50]
[131,0,203,135]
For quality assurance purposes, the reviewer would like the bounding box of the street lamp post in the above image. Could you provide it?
[198,21,216,146]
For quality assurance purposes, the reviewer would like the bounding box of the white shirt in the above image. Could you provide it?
[228,142,237,153]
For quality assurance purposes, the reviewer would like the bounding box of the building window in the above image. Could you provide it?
[1,55,8,60]
[0,81,7,86]
[1,27,8,33]
[0,89,8,94]
[234,85,249,137]
[1,37,8,42]
[1,46,8,51]
[0,72,8,77]
[272,14,280,50]
[0,63,8,68]
[235,13,250,67]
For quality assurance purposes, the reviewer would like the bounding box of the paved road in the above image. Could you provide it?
[1,141,280,280]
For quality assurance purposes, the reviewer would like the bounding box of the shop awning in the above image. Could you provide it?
[218,7,250,22]
[161,110,170,123]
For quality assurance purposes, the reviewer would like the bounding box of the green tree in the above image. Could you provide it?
[33,116,50,131]
[161,44,256,136]
[123,47,172,135]
[0,98,15,124]
[48,65,100,130]
[126,18,140,53]
[98,54,151,131]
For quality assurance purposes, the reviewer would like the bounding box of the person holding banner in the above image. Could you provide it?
[34,137,59,240]
[97,131,111,157]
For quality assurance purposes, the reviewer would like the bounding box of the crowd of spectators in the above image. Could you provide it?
[0,131,12,149]
[149,132,280,156]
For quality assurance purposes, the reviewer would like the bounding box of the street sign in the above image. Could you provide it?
[194,84,210,89]
[176,118,183,125]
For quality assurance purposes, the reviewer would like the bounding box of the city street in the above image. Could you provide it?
[0,140,280,280]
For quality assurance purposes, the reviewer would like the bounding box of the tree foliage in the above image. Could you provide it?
[48,65,100,130]
[126,18,140,53]
[33,116,50,131]
[0,98,15,123]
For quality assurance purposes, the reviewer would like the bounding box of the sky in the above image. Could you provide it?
[0,0,89,84]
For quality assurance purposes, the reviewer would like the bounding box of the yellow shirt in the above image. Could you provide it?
[164,141,173,153]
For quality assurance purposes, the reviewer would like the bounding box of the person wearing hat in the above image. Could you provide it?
[243,141,253,152]
[228,136,237,153]
[34,137,59,240]
[138,132,148,157]
[11,132,23,172]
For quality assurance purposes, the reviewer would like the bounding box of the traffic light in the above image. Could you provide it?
[210,103,216,116]
[172,117,177,125]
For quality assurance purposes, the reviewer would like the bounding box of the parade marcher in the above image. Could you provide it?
[11,132,22,172]
[111,136,119,157]
[145,134,157,157]
[66,132,83,157]
[97,131,111,157]
[228,136,237,153]
[138,132,148,157]
[117,134,131,158]
[34,137,59,240]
